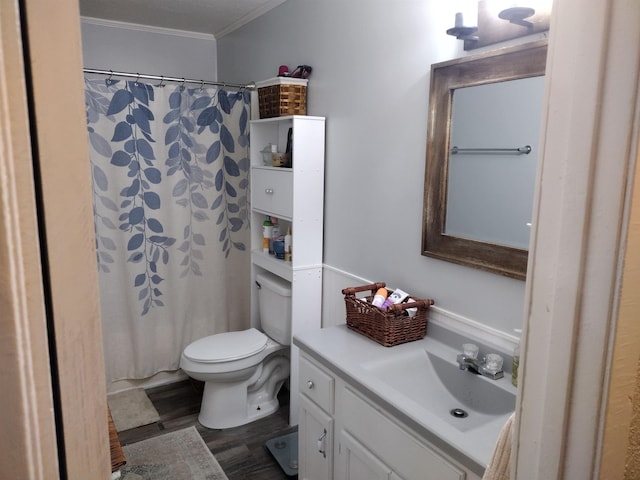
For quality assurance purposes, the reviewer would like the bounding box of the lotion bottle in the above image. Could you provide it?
[262,216,273,253]
[371,288,388,308]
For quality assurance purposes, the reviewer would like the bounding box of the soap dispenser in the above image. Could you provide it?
[512,328,522,387]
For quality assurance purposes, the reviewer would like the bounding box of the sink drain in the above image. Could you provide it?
[450,408,468,418]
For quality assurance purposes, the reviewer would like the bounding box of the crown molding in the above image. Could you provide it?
[80,16,216,41]
[215,0,286,38]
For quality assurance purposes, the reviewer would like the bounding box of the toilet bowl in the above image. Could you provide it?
[180,271,292,429]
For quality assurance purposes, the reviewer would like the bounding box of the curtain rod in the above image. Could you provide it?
[83,68,256,90]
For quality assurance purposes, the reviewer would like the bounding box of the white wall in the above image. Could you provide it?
[217,0,546,336]
[81,17,217,81]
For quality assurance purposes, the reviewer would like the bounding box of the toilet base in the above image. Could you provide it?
[198,396,281,429]
[197,353,289,429]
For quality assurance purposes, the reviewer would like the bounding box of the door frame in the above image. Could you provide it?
[515,0,640,478]
[0,0,110,477]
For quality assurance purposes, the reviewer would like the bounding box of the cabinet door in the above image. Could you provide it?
[340,387,466,480]
[338,430,392,480]
[251,168,293,218]
[299,395,333,480]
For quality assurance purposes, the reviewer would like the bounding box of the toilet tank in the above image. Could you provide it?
[256,271,292,345]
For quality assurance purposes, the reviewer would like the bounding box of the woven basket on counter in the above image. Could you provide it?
[342,283,434,347]
[257,77,308,118]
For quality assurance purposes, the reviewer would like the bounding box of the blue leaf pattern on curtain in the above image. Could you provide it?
[85,77,251,382]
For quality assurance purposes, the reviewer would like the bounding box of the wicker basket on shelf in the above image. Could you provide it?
[257,77,308,118]
[342,283,434,347]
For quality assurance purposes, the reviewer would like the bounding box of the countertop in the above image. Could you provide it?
[293,324,516,476]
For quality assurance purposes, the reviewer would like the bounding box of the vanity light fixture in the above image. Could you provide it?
[446,11,479,42]
[498,6,536,27]
[454,0,550,51]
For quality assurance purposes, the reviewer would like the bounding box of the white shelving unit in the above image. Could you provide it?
[249,115,326,426]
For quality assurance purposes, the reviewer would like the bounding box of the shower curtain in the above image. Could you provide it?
[85,77,251,382]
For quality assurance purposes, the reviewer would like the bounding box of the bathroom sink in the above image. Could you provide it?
[360,347,515,432]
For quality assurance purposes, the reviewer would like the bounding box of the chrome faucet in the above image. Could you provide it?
[456,352,504,380]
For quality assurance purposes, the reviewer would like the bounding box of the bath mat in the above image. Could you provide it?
[120,426,228,480]
[107,388,160,432]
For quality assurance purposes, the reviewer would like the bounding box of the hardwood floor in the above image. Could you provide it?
[116,379,298,479]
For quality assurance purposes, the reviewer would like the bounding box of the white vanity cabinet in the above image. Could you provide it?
[337,387,467,480]
[299,354,334,480]
[298,351,481,480]
[249,115,325,426]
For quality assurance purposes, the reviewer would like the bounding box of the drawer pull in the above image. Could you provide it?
[265,188,274,194]
[307,380,315,389]
[317,429,327,458]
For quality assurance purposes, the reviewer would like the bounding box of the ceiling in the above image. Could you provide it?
[78,0,286,38]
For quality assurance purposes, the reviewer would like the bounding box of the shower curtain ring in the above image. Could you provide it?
[200,80,204,91]
[105,70,115,86]
[159,76,165,87]
[135,73,140,85]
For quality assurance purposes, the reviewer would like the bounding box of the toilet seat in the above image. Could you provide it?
[183,328,268,363]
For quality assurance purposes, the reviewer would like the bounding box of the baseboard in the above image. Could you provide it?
[107,370,188,394]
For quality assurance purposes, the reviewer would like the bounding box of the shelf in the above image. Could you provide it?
[251,115,326,125]
[252,250,292,282]
[252,165,292,172]
[252,209,292,222]
[251,250,324,283]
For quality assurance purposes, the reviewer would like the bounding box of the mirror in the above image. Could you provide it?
[446,75,545,249]
[422,40,547,280]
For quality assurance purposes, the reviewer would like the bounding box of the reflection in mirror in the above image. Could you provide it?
[422,40,547,280]
[446,76,545,249]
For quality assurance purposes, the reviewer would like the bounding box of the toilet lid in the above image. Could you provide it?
[183,328,268,363]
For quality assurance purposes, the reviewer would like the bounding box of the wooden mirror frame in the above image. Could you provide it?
[422,40,547,280]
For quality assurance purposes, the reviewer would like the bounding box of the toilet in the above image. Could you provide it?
[180,271,291,429]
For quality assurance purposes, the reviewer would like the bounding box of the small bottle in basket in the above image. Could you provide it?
[404,298,418,317]
[381,288,409,310]
[371,288,388,308]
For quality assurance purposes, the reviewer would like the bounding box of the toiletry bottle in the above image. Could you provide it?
[284,227,292,262]
[262,216,273,253]
[404,298,418,317]
[381,296,394,310]
[512,328,522,387]
[271,217,280,254]
[371,288,388,308]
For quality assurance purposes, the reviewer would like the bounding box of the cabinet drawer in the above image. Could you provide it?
[252,168,293,218]
[299,355,334,414]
